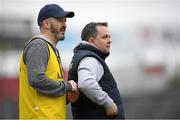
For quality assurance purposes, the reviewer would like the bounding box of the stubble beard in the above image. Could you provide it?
[50,24,65,42]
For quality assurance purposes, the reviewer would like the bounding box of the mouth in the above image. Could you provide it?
[60,26,66,32]
[60,29,66,35]
[59,30,65,36]
[61,31,65,35]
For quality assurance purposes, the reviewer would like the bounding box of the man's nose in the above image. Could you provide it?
[108,39,112,44]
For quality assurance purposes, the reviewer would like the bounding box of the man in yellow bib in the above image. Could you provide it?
[19,4,78,119]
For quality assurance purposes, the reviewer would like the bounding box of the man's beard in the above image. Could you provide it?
[50,24,65,41]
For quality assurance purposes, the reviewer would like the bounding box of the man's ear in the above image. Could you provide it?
[43,20,50,29]
[88,37,94,44]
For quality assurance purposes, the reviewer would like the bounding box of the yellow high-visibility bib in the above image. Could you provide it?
[19,39,66,119]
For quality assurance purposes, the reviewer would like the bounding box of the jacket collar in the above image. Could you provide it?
[74,41,109,60]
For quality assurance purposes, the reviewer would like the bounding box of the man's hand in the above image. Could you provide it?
[105,102,118,116]
[67,91,80,103]
[69,80,78,92]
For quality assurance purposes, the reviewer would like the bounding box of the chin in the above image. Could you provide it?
[103,51,109,54]
[106,50,110,53]
[58,37,65,41]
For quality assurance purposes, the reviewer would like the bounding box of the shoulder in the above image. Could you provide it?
[80,57,99,64]
[24,38,48,52]
[23,38,49,63]
[28,38,47,47]
[79,57,102,69]
[73,50,101,64]
[78,57,104,79]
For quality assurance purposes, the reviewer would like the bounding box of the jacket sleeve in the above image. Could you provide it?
[24,39,72,96]
[78,57,114,108]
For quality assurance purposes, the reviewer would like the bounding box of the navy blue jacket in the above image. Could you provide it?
[68,44,125,119]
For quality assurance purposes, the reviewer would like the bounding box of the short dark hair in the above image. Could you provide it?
[81,22,108,41]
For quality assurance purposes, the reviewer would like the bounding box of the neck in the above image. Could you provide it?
[41,32,57,46]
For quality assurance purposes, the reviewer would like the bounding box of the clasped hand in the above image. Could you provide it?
[67,91,79,103]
